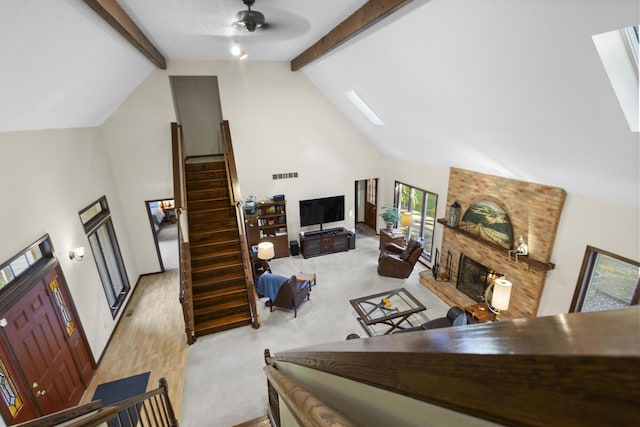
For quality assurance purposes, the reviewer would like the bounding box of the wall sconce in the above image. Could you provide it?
[68,247,85,261]
[509,235,528,261]
[448,201,461,227]
[400,212,412,241]
[257,241,274,273]
[485,277,512,321]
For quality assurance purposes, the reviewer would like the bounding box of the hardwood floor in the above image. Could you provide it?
[80,269,188,418]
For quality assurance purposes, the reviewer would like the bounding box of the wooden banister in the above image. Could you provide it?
[16,379,178,427]
[171,122,182,210]
[271,307,640,426]
[172,122,195,343]
[264,365,358,427]
[220,120,260,329]
[13,401,102,427]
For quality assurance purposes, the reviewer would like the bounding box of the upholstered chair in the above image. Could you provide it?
[377,240,423,278]
[271,275,311,318]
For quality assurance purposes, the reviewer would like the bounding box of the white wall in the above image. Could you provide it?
[0,128,139,359]
[101,60,385,275]
[170,76,223,156]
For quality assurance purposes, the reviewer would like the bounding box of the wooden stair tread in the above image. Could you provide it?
[191,259,243,273]
[192,274,245,288]
[194,300,249,317]
[192,285,247,301]
[190,247,241,258]
[194,314,252,335]
[189,233,239,245]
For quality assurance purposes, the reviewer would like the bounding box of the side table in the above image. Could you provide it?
[297,271,316,287]
[465,302,496,323]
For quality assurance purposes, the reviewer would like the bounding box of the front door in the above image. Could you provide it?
[3,278,83,416]
[364,178,378,231]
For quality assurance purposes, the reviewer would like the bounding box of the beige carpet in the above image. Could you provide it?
[179,233,449,427]
[157,223,179,270]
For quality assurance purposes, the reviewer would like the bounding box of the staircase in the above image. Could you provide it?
[185,158,253,336]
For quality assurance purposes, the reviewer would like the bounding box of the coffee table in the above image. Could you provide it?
[350,288,427,336]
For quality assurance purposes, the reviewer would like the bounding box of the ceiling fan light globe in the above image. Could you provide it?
[234,9,265,32]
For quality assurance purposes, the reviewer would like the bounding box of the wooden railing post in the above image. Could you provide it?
[159,378,179,427]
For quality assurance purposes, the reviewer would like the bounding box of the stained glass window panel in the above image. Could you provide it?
[0,357,22,417]
[48,279,74,336]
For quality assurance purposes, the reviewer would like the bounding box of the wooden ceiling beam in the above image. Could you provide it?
[290,0,415,71]
[84,0,166,69]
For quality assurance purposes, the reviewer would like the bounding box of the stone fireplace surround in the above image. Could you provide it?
[421,168,566,320]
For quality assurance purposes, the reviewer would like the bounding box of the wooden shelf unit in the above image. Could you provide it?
[246,200,289,259]
[436,218,554,271]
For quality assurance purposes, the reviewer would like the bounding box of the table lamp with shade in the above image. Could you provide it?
[484,276,512,321]
[257,241,275,273]
[400,212,413,241]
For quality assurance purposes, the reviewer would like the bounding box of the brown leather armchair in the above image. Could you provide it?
[271,275,311,318]
[377,240,423,278]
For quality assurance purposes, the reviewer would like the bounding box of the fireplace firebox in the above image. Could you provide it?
[456,253,496,303]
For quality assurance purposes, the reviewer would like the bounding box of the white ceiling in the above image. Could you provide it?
[0,0,638,206]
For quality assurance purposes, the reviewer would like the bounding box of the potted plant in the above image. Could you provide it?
[380,205,400,230]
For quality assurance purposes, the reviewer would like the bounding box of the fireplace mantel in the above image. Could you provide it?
[436,219,555,271]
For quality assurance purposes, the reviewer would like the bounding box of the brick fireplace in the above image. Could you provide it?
[421,168,566,320]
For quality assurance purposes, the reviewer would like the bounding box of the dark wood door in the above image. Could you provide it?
[43,269,93,385]
[364,178,378,230]
[3,280,83,416]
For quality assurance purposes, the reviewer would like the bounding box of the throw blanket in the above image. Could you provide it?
[257,273,289,302]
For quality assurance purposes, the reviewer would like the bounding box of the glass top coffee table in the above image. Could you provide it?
[349,288,427,336]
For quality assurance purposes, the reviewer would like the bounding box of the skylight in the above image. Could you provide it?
[593,25,639,132]
[345,90,384,125]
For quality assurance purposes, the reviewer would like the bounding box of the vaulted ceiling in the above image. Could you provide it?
[1,0,637,207]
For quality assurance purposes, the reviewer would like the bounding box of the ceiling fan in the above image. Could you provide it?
[233,0,267,32]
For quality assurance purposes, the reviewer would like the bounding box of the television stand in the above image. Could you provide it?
[300,227,350,258]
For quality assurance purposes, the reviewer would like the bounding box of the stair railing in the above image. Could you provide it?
[14,379,178,427]
[265,307,640,427]
[172,122,195,343]
[220,120,260,329]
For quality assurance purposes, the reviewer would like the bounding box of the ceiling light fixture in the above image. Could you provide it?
[233,0,266,32]
[345,90,384,125]
[230,44,248,60]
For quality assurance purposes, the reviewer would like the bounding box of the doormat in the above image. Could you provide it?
[92,371,150,427]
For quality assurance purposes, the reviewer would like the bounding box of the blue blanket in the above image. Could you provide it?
[257,273,289,301]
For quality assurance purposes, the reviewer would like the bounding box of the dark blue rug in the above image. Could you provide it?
[92,372,150,427]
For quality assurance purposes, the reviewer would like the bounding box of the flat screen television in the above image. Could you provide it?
[299,195,345,227]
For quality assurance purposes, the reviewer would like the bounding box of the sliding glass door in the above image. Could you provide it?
[394,181,438,262]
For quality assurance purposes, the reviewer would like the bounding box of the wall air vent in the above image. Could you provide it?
[272,172,299,180]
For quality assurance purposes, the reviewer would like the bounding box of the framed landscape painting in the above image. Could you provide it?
[459,201,513,249]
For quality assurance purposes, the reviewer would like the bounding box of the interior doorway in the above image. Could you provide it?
[354,178,378,237]
[146,199,178,271]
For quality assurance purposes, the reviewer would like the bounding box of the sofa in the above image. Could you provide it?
[395,306,473,333]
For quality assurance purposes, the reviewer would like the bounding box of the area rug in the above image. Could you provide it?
[92,371,150,427]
